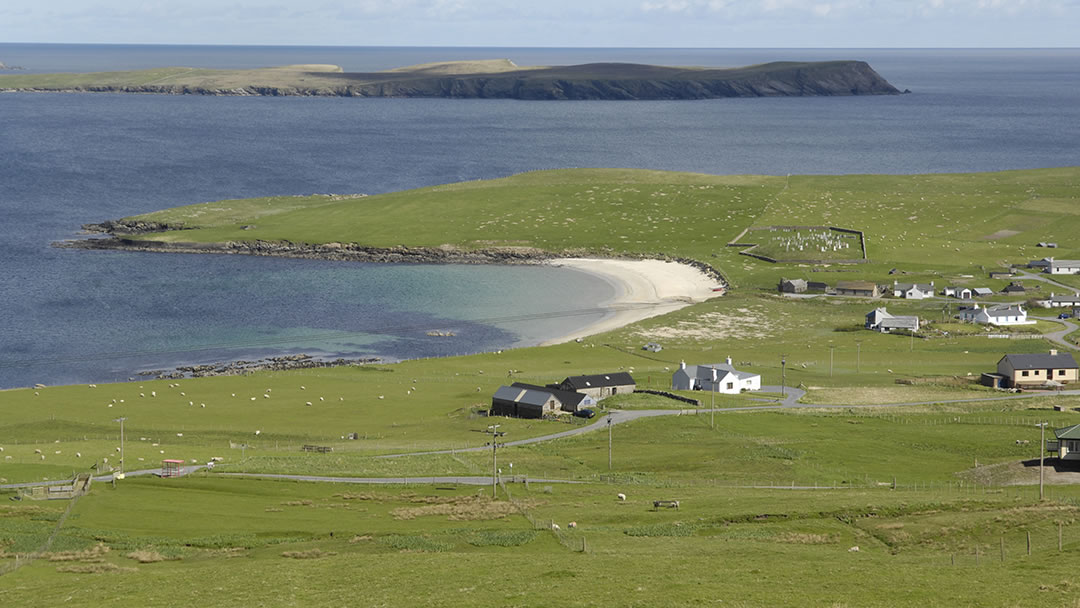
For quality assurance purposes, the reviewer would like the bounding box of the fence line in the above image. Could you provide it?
[0,492,82,576]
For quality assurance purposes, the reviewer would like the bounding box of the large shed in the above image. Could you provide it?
[554,372,636,401]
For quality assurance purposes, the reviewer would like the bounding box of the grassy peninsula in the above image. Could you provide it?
[0,59,902,99]
[7,167,1080,606]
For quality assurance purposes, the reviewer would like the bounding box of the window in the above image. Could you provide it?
[1059,370,1067,376]
[726,382,734,390]
[1022,371,1029,377]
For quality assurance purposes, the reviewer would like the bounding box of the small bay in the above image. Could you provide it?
[1,46,1078,388]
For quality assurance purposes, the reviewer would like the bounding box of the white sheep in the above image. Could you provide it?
[568,522,577,529]
[617,493,626,501]
[550,523,560,531]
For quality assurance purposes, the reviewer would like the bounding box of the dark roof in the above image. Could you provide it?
[559,372,635,390]
[836,281,877,291]
[1000,353,1079,370]
[512,382,586,407]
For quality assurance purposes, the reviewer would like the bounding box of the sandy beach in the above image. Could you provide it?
[540,258,724,345]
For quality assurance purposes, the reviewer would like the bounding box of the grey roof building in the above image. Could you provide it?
[555,372,635,400]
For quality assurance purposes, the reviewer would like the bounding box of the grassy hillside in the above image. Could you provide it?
[6,168,1080,605]
[124,167,1080,289]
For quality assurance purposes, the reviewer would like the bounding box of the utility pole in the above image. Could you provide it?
[607,416,613,470]
[710,387,715,430]
[781,355,787,397]
[830,346,834,378]
[487,424,504,498]
[856,341,862,373]
[1037,422,1048,500]
[113,417,126,480]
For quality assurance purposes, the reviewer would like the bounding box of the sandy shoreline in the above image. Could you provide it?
[540,258,724,346]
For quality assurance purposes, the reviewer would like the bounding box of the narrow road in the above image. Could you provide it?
[214,473,582,485]
[1032,315,1078,351]
[1,465,204,490]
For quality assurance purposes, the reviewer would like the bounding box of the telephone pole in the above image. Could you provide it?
[1037,422,1048,500]
[781,355,787,396]
[607,416,613,470]
[486,424,504,498]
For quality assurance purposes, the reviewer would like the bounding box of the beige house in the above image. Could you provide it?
[994,350,1078,388]
[835,281,881,298]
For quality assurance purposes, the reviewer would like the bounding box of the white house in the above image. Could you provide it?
[943,286,973,300]
[893,280,934,299]
[865,307,919,333]
[957,303,1034,326]
[1043,292,1080,308]
[1049,259,1080,275]
[672,359,761,395]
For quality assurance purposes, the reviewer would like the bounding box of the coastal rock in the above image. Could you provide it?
[1,61,902,100]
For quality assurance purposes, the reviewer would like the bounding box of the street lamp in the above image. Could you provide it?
[113,417,126,480]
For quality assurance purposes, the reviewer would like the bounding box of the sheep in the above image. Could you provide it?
[305,401,313,406]
[568,522,577,529]
[617,493,626,501]
[34,449,42,454]
[300,386,306,390]
[76,452,81,458]
[848,546,860,553]
[151,391,156,397]
[255,430,261,436]
[176,433,183,437]
[550,523,560,531]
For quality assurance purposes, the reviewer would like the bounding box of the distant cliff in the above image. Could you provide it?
[0,60,904,100]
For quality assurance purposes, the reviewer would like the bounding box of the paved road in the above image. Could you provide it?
[1,465,204,491]
[214,473,582,485]
[1032,315,1078,351]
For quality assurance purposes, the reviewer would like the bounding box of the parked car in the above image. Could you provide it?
[1059,312,1072,319]
[574,408,596,419]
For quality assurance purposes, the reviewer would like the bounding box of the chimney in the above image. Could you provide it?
[680,361,686,370]
[1050,349,1058,356]
[726,356,733,366]
[711,367,718,383]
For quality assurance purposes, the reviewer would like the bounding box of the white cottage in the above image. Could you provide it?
[671,359,761,395]
[957,303,1034,326]
[893,280,935,299]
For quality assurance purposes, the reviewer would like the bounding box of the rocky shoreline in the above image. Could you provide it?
[137,353,383,380]
[55,234,729,287]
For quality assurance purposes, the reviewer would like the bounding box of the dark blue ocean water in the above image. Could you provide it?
[1,45,1078,388]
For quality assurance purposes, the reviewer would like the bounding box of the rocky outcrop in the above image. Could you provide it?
[3,61,903,100]
[137,353,383,380]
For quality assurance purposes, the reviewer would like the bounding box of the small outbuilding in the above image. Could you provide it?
[1047,424,1080,461]
[892,280,934,300]
[779,278,808,294]
[161,459,185,478]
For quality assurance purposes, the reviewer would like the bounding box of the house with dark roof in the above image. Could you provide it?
[835,281,881,298]
[671,359,761,394]
[490,382,596,418]
[1048,424,1080,461]
[992,350,1079,389]
[554,372,635,401]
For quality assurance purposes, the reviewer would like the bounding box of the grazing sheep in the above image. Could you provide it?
[305,402,313,406]
[568,522,577,529]
[176,433,183,437]
[34,449,42,454]
[550,523,560,531]
[151,391,156,397]
[617,493,626,501]
[76,452,81,458]
[300,386,306,390]
[255,430,261,435]
[848,546,860,553]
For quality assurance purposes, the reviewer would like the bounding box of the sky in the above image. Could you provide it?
[1,0,1076,47]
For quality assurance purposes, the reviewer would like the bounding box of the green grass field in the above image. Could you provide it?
[5,168,1080,605]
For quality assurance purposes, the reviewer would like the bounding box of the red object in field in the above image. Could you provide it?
[711,287,726,293]
[161,459,185,478]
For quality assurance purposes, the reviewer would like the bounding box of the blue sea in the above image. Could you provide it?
[1,45,1078,389]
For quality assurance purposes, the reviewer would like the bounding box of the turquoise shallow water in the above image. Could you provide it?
[1,46,1078,388]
